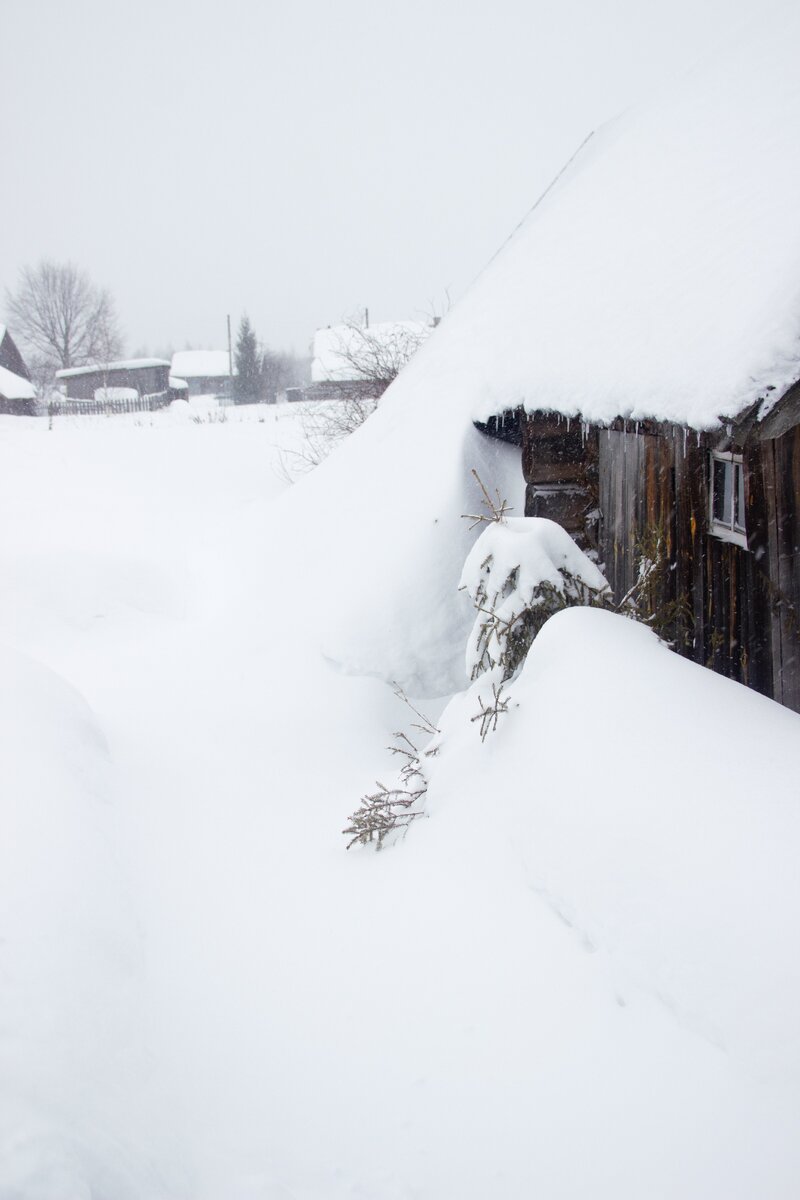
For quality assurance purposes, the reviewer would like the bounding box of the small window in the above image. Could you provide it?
[710,452,747,546]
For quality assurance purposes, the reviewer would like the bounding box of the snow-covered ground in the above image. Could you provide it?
[1,403,799,1199]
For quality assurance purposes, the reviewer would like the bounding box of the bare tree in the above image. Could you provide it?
[282,314,435,473]
[283,392,381,475]
[326,314,432,394]
[5,260,122,383]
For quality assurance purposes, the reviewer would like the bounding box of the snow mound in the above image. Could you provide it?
[166,397,193,421]
[431,606,800,1081]
[0,647,163,1198]
[0,365,36,401]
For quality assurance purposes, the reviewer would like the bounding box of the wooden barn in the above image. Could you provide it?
[372,10,800,713]
[56,358,171,402]
[508,389,800,712]
[0,326,36,415]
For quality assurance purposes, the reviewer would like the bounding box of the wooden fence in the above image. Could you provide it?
[47,391,172,418]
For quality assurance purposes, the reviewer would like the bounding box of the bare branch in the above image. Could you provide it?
[462,469,514,528]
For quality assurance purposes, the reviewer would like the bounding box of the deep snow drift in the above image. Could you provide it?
[1,404,799,1199]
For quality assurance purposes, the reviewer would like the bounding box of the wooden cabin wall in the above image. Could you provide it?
[522,413,597,545]
[522,412,797,709]
[597,428,676,600]
[759,424,800,710]
[597,425,774,698]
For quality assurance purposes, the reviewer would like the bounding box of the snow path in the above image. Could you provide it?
[2,409,799,1198]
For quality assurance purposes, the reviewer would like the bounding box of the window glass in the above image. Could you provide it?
[734,462,746,533]
[710,453,747,542]
[712,457,732,526]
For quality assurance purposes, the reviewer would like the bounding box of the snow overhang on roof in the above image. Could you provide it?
[387,7,800,434]
[56,359,170,378]
[0,365,36,401]
[170,351,234,378]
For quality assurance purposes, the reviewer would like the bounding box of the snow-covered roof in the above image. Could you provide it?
[0,365,36,401]
[384,8,800,432]
[170,351,233,379]
[56,359,170,379]
[169,376,188,389]
[311,321,431,383]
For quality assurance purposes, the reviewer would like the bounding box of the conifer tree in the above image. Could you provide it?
[233,314,261,403]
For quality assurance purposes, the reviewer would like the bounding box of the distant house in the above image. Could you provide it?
[0,326,36,415]
[0,325,31,381]
[170,351,234,399]
[305,320,432,403]
[56,358,171,402]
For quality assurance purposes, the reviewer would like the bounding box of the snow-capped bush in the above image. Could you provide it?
[460,517,611,682]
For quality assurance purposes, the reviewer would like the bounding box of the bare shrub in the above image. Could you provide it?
[343,688,439,850]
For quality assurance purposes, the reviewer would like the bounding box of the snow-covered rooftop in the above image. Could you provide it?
[170,351,233,379]
[382,7,800,431]
[56,359,170,379]
[311,321,431,383]
[0,365,36,401]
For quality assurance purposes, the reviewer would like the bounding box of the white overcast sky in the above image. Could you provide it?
[4,0,759,357]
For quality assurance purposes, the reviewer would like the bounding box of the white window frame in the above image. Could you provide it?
[709,451,747,548]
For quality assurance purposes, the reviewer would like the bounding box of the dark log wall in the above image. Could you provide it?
[523,412,799,711]
[597,428,676,599]
[0,395,37,416]
[597,425,774,699]
[64,364,170,399]
[759,424,800,710]
[521,413,597,545]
